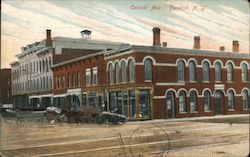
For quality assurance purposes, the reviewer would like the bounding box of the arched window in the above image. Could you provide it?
[177,60,185,81]
[202,61,209,81]
[108,63,114,84]
[121,61,126,82]
[190,90,197,112]
[215,62,222,81]
[227,63,233,81]
[129,59,135,82]
[115,62,120,83]
[144,59,153,81]
[242,90,249,110]
[228,90,234,110]
[179,91,186,112]
[241,63,248,82]
[189,61,196,81]
[204,90,210,111]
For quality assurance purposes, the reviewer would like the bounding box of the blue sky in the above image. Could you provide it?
[1,0,249,68]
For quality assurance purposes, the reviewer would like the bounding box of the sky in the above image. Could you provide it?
[1,0,249,68]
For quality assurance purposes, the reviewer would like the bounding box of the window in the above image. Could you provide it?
[242,90,249,110]
[86,68,91,86]
[190,91,197,112]
[177,60,185,81]
[215,62,222,81]
[109,92,116,113]
[129,91,136,118]
[108,63,114,84]
[228,90,234,110]
[189,61,196,81]
[140,90,150,117]
[179,91,186,112]
[121,61,126,82]
[144,59,153,81]
[93,67,98,85]
[77,71,81,87]
[82,93,87,106]
[204,91,210,111]
[129,59,135,82]
[62,76,65,88]
[88,92,96,108]
[227,63,233,81]
[123,91,129,117]
[117,92,123,114]
[202,61,209,81]
[241,63,248,82]
[115,62,120,83]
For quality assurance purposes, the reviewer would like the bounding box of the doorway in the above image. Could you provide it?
[166,91,175,118]
[214,91,223,115]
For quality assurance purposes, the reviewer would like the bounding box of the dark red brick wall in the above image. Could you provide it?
[0,69,12,104]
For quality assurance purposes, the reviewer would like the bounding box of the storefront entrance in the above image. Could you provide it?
[166,91,175,118]
[214,91,223,115]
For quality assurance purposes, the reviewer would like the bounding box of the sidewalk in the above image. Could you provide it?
[128,114,249,125]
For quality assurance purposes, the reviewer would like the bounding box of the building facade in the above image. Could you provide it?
[11,30,125,109]
[0,69,12,106]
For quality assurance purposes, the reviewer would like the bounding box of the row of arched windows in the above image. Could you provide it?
[174,88,249,113]
[108,59,135,84]
[177,59,249,82]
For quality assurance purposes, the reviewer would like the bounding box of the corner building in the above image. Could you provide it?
[52,28,250,120]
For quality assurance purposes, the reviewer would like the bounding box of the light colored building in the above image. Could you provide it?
[10,30,126,109]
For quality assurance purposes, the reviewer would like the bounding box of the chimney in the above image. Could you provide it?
[193,36,200,49]
[162,42,167,47]
[220,46,225,51]
[232,41,239,52]
[46,29,52,47]
[153,27,161,46]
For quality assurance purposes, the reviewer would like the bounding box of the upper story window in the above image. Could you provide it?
[178,91,186,112]
[93,67,98,85]
[115,62,120,84]
[144,59,153,81]
[241,63,248,82]
[177,60,185,81]
[108,63,114,84]
[227,63,233,81]
[189,61,196,81]
[242,90,249,110]
[204,90,210,111]
[215,61,222,81]
[68,74,71,88]
[190,90,197,112]
[228,90,234,110]
[202,61,209,81]
[86,68,91,86]
[129,59,135,82]
[121,61,126,83]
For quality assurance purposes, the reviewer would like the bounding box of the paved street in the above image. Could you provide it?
[0,114,249,157]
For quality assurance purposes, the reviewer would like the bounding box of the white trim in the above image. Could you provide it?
[226,88,237,95]
[213,59,224,66]
[156,82,185,86]
[225,60,236,68]
[187,58,198,66]
[201,59,212,67]
[120,59,127,66]
[154,63,176,66]
[67,88,81,95]
[106,61,114,71]
[29,94,53,99]
[201,88,213,97]
[213,89,226,96]
[114,60,120,66]
[241,88,250,95]
[240,61,250,69]
[187,88,199,97]
[153,96,165,99]
[127,57,136,67]
[176,58,187,66]
[104,50,133,60]
[142,56,156,65]
[53,94,67,98]
[177,88,188,98]
[165,88,177,97]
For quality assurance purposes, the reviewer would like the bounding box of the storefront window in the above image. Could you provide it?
[109,92,116,113]
[123,91,129,117]
[117,92,123,114]
[140,90,150,117]
[82,93,87,106]
[129,91,136,118]
[88,92,96,108]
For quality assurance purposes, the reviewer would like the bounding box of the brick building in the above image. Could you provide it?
[11,30,125,109]
[0,69,12,107]
[52,27,249,120]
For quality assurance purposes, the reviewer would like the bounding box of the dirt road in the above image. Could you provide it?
[0,114,249,157]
